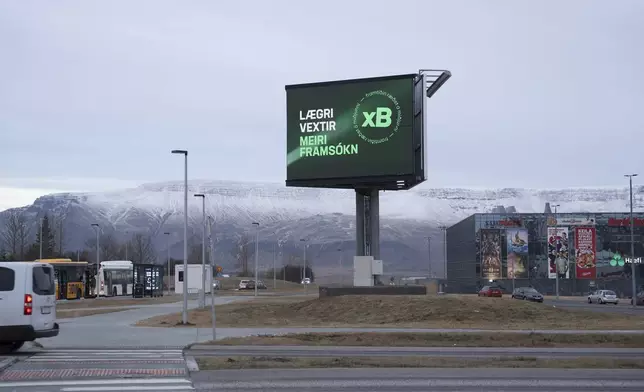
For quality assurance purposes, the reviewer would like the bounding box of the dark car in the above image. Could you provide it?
[511,287,544,302]
[631,291,644,306]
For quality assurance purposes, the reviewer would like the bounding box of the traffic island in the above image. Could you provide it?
[196,356,644,370]
[135,294,644,330]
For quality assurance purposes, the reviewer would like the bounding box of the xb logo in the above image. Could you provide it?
[353,90,402,145]
[362,107,392,128]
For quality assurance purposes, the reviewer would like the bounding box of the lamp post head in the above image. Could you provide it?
[91,223,99,228]
[625,174,638,178]
[252,222,259,227]
[194,193,205,198]
[164,232,170,235]
[171,149,188,155]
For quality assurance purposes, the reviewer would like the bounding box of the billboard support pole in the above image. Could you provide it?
[355,188,381,261]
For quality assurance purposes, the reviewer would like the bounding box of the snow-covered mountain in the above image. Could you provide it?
[1,180,642,278]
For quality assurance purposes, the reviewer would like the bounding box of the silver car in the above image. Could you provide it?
[588,290,619,305]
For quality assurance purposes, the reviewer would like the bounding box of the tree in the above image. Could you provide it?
[85,232,122,262]
[0,210,31,259]
[35,214,57,258]
[280,264,314,284]
[129,233,155,264]
[233,234,254,276]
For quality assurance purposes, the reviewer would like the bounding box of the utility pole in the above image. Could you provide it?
[91,223,100,297]
[625,174,639,308]
[427,237,432,279]
[273,242,276,289]
[252,222,260,297]
[171,149,189,324]
[164,232,170,294]
[194,193,207,308]
[552,204,561,300]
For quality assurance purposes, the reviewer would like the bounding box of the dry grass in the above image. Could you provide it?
[196,356,644,370]
[213,332,644,348]
[56,307,133,319]
[136,295,644,330]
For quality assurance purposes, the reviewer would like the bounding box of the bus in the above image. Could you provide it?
[33,258,88,300]
[98,260,134,296]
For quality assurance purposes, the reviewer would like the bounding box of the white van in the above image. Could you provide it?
[0,262,59,353]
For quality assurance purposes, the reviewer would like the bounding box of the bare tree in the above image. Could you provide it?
[233,234,254,276]
[85,233,122,262]
[0,210,31,259]
[129,233,155,264]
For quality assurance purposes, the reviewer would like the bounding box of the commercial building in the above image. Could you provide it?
[446,210,644,296]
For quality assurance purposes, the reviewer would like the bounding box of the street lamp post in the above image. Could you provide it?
[194,193,207,308]
[272,242,276,290]
[625,174,639,308]
[427,236,432,279]
[125,231,130,261]
[300,238,307,293]
[171,149,189,324]
[552,204,561,300]
[91,223,100,297]
[39,218,43,260]
[338,248,343,285]
[164,232,170,294]
[252,222,259,297]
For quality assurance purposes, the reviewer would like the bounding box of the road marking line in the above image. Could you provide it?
[62,386,194,391]
[0,378,192,388]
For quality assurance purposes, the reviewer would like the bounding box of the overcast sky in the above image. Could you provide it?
[1,0,643,210]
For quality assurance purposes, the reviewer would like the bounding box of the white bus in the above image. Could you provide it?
[97,260,133,296]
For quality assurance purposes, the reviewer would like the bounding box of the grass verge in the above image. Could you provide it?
[211,332,644,348]
[56,307,134,319]
[136,295,644,330]
[196,356,644,370]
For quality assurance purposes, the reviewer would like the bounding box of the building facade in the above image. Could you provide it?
[446,212,644,296]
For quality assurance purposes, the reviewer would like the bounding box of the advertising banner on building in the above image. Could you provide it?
[575,227,597,279]
[547,227,570,279]
[506,228,529,279]
[547,216,596,226]
[481,229,502,280]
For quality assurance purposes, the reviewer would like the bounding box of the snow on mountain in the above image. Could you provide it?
[1,180,642,278]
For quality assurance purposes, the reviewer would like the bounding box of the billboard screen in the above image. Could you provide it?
[547,227,570,279]
[481,229,502,280]
[285,74,422,189]
[575,227,597,279]
[506,228,529,279]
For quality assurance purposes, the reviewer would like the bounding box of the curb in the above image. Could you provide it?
[185,355,200,372]
[0,357,18,373]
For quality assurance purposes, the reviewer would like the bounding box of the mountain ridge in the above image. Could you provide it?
[1,180,642,278]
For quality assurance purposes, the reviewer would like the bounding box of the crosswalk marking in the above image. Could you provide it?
[0,377,194,390]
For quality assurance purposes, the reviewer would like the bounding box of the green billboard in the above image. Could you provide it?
[285,74,422,189]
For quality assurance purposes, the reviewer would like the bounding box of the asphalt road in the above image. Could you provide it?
[187,345,644,359]
[545,299,644,315]
[191,368,644,391]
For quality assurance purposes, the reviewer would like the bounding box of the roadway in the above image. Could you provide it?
[187,344,644,360]
[545,298,644,315]
[191,368,644,391]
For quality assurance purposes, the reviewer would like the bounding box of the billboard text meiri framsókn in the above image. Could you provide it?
[285,74,418,188]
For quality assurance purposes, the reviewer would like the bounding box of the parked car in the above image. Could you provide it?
[0,262,60,354]
[301,278,311,285]
[630,291,644,306]
[212,280,220,290]
[478,286,502,297]
[588,290,619,304]
[511,287,544,303]
[255,280,267,289]
[238,280,251,290]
